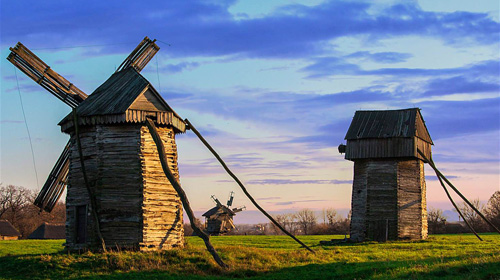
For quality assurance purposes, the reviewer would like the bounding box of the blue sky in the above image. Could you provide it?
[1,0,499,223]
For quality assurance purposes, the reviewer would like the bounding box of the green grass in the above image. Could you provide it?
[1,234,499,279]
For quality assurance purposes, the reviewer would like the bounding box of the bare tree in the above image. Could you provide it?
[1,184,66,237]
[270,213,296,235]
[427,207,447,234]
[323,208,338,227]
[296,209,316,235]
[455,198,487,232]
[485,191,500,230]
[0,184,34,222]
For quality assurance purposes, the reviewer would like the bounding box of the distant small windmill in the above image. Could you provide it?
[202,192,245,235]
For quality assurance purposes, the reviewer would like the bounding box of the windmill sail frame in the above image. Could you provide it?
[7,38,160,212]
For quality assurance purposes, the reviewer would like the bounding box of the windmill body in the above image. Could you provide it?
[202,192,245,236]
[7,38,186,251]
[341,108,432,242]
[59,68,185,250]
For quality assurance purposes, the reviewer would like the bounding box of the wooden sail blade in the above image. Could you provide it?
[13,38,159,213]
[34,142,70,212]
[7,42,88,108]
[115,37,160,73]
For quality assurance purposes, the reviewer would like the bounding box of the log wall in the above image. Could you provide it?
[350,158,427,242]
[65,123,183,251]
[66,125,99,250]
[366,160,398,241]
[397,160,427,239]
[140,126,184,250]
[350,160,368,242]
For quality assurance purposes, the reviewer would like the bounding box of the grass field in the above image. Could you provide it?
[1,234,499,279]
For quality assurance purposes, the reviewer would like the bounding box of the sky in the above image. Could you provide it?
[1,0,499,224]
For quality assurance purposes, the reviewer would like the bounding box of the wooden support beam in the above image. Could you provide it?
[184,118,315,253]
[145,118,228,269]
[436,172,482,241]
[418,149,500,235]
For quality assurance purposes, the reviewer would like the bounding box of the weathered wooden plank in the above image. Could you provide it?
[350,159,427,242]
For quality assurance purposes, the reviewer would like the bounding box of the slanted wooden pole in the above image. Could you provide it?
[145,118,229,269]
[436,173,482,241]
[418,149,500,235]
[72,109,106,251]
[184,118,315,253]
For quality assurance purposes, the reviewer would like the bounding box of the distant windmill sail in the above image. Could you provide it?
[211,195,223,207]
[227,191,234,207]
[7,38,160,212]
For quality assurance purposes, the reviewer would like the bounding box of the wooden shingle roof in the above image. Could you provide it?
[202,206,235,218]
[74,67,173,116]
[59,67,185,132]
[0,220,21,237]
[344,108,433,144]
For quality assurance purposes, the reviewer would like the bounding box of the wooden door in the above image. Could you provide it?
[75,205,87,243]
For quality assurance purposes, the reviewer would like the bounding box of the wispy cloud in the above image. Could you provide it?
[2,1,498,59]
[346,51,413,63]
[257,196,282,201]
[302,58,499,79]
[248,179,352,185]
[274,199,328,206]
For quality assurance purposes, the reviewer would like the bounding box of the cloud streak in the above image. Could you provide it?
[248,179,352,185]
[2,1,498,59]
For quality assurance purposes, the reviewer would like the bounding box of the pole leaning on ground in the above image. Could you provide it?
[436,173,482,241]
[145,118,229,269]
[184,118,315,254]
[417,149,500,235]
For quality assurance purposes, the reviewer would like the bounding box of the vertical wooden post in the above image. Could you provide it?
[145,118,228,269]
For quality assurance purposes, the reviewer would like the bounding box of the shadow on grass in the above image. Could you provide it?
[1,251,65,258]
[78,259,500,280]
[2,254,499,280]
[0,250,218,280]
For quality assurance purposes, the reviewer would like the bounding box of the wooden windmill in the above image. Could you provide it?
[7,38,186,250]
[340,108,432,242]
[202,192,245,235]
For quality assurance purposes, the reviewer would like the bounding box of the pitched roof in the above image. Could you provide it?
[74,67,175,116]
[58,67,185,132]
[202,205,235,217]
[27,223,65,239]
[344,108,433,144]
[202,206,220,217]
[0,220,21,237]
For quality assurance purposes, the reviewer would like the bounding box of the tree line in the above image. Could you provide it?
[428,191,500,234]
[266,208,351,235]
[0,184,65,238]
[2,184,499,237]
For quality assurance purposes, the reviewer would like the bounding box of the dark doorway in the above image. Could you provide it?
[75,205,87,243]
